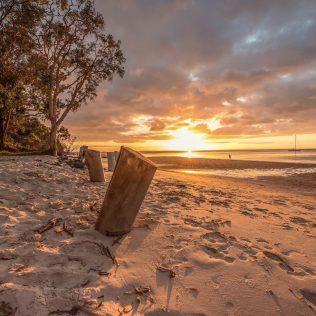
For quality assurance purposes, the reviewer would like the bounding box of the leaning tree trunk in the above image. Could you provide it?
[49,120,58,156]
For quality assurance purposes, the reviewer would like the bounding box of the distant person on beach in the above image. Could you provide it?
[229,154,231,160]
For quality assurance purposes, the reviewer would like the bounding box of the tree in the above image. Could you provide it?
[32,0,125,156]
[0,0,40,149]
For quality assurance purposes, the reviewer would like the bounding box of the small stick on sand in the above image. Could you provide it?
[63,221,74,237]
[35,218,62,234]
[157,266,176,278]
[104,246,119,266]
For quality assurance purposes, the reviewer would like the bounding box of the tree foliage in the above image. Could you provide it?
[32,0,125,155]
[0,0,41,149]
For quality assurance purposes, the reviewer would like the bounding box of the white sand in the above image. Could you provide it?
[0,156,315,315]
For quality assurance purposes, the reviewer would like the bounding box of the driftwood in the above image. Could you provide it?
[95,147,157,236]
[107,152,116,171]
[35,217,62,234]
[84,149,105,182]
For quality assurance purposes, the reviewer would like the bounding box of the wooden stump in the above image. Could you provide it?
[84,149,105,182]
[107,152,116,171]
[114,151,120,162]
[95,146,157,236]
[79,145,88,161]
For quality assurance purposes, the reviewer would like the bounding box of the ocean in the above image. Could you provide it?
[98,149,316,179]
[142,149,316,164]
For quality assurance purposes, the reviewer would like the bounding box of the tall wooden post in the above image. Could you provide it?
[84,149,105,182]
[95,147,157,236]
[114,151,120,163]
[107,152,116,171]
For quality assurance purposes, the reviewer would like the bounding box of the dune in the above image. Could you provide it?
[0,155,315,315]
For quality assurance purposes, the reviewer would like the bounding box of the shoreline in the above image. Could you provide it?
[149,156,316,170]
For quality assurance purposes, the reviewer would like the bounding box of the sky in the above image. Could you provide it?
[65,0,316,151]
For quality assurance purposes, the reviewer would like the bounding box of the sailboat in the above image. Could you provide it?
[288,135,302,152]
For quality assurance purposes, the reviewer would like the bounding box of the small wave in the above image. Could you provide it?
[179,167,316,179]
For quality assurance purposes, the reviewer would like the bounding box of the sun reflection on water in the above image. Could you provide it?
[182,150,200,158]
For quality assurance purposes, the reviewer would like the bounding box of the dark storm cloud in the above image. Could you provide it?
[65,0,316,143]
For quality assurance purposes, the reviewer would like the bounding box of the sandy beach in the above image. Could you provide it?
[0,155,315,315]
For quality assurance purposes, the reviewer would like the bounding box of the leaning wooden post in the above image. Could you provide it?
[95,147,157,236]
[107,152,116,171]
[114,151,120,163]
[84,149,105,182]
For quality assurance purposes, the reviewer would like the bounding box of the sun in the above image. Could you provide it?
[166,128,210,151]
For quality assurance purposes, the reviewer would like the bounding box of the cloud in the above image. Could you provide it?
[64,0,316,147]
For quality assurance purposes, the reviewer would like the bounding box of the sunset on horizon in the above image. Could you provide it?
[63,0,316,151]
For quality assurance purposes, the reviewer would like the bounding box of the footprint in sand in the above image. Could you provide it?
[263,251,294,272]
[290,216,315,228]
[240,209,256,218]
[188,287,199,298]
[300,288,316,306]
[202,245,235,263]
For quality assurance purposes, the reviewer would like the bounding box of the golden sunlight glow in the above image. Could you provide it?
[166,128,211,151]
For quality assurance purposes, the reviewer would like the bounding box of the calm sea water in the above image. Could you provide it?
[99,149,316,178]
[142,149,316,164]
[141,149,316,179]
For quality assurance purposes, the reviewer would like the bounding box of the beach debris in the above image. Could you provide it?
[84,149,105,182]
[0,251,17,260]
[81,278,90,287]
[95,147,157,236]
[63,221,74,237]
[118,304,133,314]
[9,263,28,273]
[89,202,98,212]
[123,285,154,304]
[123,304,133,313]
[102,245,119,266]
[72,159,85,169]
[98,270,111,277]
[157,266,176,278]
[134,285,151,295]
[34,217,62,234]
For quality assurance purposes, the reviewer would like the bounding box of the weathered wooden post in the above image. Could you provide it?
[114,151,120,163]
[107,152,116,171]
[95,147,157,236]
[84,149,105,182]
[79,145,88,161]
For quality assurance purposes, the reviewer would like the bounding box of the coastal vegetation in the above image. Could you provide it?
[0,0,125,155]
